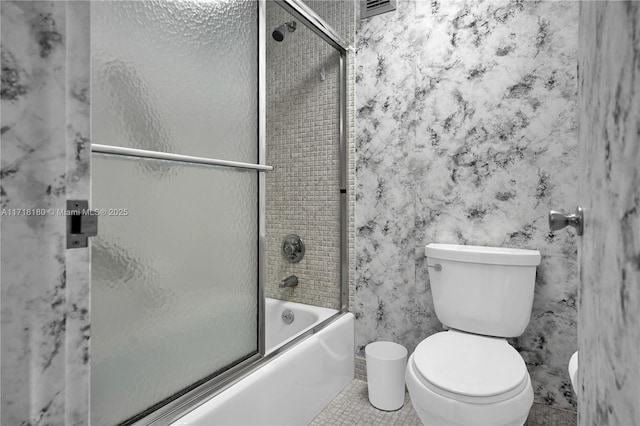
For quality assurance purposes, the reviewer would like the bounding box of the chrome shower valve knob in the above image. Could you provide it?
[282,234,305,263]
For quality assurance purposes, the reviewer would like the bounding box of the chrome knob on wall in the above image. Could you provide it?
[549,206,584,236]
[282,234,305,263]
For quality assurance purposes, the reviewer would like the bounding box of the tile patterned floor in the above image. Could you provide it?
[310,379,422,425]
[311,379,578,426]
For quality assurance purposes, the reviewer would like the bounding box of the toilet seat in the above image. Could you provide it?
[406,352,534,426]
[412,330,528,403]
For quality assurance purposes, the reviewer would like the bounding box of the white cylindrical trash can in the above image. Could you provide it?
[365,341,408,411]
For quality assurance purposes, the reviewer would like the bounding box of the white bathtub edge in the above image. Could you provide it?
[173,312,355,425]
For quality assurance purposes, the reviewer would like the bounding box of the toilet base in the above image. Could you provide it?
[406,353,533,426]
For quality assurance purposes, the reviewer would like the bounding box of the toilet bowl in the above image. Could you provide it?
[406,331,533,426]
[407,244,541,426]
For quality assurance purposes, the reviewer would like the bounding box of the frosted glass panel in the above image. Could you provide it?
[90,155,258,425]
[91,0,257,162]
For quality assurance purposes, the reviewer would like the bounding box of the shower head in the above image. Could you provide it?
[272,21,297,42]
[272,28,285,42]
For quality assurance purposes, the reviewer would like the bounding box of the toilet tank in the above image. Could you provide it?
[425,243,541,338]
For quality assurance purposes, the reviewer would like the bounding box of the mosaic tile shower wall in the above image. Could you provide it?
[265,1,355,310]
[356,0,579,411]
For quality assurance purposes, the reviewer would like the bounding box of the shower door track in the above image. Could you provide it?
[91,144,274,172]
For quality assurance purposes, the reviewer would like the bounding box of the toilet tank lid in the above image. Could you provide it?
[425,243,541,266]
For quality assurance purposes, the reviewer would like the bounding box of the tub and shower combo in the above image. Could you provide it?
[89,0,353,424]
[175,300,354,425]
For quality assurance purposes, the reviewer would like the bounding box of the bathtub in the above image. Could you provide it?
[172,298,354,425]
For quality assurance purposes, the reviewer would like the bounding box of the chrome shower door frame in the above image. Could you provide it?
[274,0,350,312]
[136,0,351,423]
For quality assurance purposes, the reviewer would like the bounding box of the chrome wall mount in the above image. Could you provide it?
[549,206,584,236]
[282,234,305,263]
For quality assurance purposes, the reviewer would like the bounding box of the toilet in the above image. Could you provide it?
[406,243,541,426]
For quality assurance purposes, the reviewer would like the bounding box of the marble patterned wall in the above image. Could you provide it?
[577,2,640,425]
[356,0,579,411]
[1,1,91,424]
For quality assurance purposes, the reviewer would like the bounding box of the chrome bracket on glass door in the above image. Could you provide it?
[66,200,98,249]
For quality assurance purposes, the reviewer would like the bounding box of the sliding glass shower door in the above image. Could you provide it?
[89,1,262,424]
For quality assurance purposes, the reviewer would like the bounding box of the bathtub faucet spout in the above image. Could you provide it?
[279,275,298,288]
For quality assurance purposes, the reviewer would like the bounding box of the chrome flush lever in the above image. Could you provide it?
[427,263,442,272]
[549,206,584,236]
